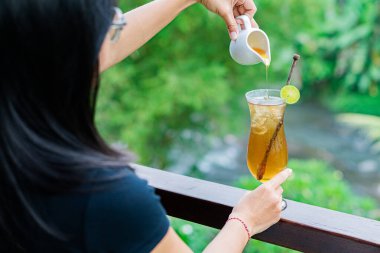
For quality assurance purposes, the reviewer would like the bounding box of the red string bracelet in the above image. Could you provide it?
[227,217,251,240]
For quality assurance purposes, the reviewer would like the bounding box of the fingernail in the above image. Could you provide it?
[287,168,293,175]
[230,31,237,40]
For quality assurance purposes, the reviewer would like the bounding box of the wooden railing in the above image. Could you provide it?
[133,164,380,253]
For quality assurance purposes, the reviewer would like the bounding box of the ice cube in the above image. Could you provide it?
[251,126,268,135]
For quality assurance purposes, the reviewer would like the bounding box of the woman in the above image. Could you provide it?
[0,0,292,252]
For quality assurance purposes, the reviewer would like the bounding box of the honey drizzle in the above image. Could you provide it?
[252,47,270,83]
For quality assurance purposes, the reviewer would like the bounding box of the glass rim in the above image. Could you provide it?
[245,89,285,105]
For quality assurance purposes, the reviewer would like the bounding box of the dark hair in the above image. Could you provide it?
[0,0,130,251]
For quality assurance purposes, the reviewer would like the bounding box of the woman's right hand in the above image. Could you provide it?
[230,168,292,235]
[198,0,258,40]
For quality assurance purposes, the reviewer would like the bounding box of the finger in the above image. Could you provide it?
[267,168,292,188]
[251,1,257,15]
[240,0,257,18]
[277,199,284,211]
[235,11,258,28]
[235,0,256,17]
[233,8,239,18]
[276,186,284,195]
[238,5,246,15]
[237,1,258,28]
[235,17,245,30]
[251,18,259,28]
[220,9,239,40]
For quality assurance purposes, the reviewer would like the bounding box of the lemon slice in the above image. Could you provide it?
[280,85,300,104]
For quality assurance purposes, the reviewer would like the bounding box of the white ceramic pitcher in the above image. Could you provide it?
[229,15,271,65]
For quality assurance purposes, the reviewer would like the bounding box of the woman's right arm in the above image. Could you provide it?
[100,0,258,72]
[152,169,292,253]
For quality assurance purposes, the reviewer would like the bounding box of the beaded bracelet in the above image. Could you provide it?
[227,217,251,240]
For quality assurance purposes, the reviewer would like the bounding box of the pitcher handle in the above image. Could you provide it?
[236,15,252,32]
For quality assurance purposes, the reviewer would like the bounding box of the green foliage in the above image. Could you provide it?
[296,0,380,96]
[97,0,356,165]
[97,0,380,165]
[97,2,235,166]
[323,93,380,116]
[97,60,230,166]
[172,159,379,252]
[170,218,218,253]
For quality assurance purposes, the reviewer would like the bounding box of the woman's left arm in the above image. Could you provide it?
[100,0,257,72]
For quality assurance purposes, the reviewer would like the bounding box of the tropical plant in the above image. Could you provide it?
[297,0,380,96]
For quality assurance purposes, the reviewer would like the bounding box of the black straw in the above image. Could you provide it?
[286,54,300,85]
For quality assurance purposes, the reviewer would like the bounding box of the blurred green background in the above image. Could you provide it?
[96,0,380,252]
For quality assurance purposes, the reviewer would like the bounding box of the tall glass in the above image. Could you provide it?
[246,89,288,208]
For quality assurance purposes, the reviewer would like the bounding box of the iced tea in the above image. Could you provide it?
[246,90,288,182]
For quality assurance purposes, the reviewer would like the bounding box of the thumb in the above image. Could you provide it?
[220,10,239,40]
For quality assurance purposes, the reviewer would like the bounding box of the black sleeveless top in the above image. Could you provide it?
[25,168,170,253]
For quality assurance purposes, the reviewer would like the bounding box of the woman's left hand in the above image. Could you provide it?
[198,0,257,40]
